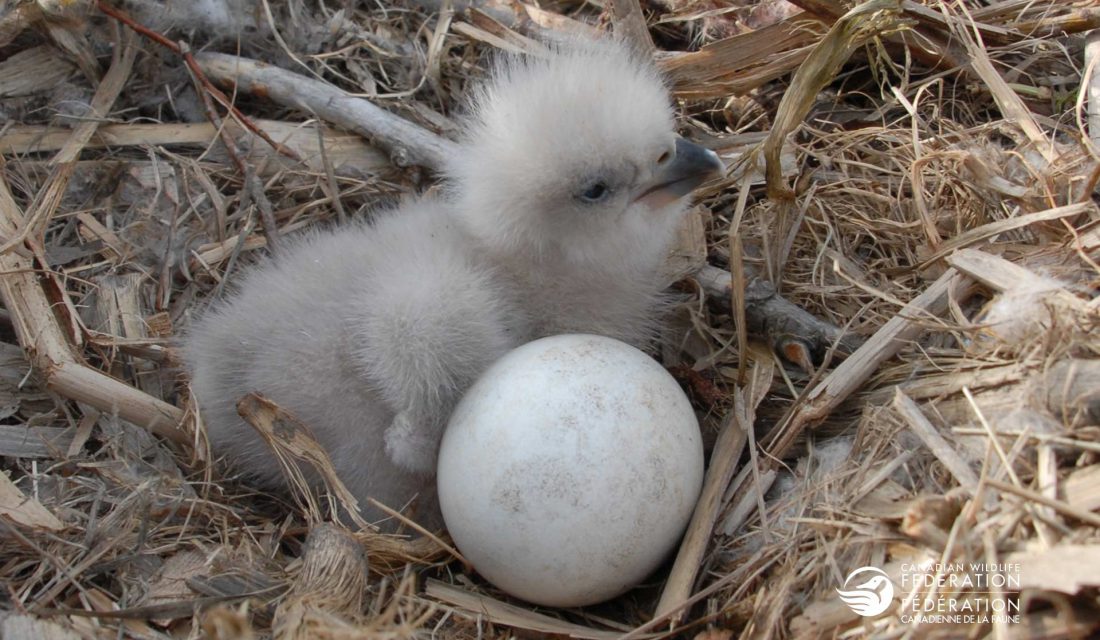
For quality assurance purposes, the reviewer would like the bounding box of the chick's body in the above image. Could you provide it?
[185,38,721,529]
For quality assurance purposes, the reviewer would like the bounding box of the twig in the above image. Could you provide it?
[921,202,1093,266]
[761,268,972,459]
[194,52,459,171]
[946,247,1092,314]
[610,0,656,53]
[0,120,390,174]
[94,0,300,163]
[315,122,348,225]
[654,355,774,626]
[984,478,1100,529]
[237,392,369,529]
[408,0,593,39]
[182,43,282,255]
[97,0,294,255]
[945,1,1058,164]
[1085,30,1100,149]
[0,468,64,530]
[426,580,626,640]
[762,0,904,201]
[0,28,188,445]
[893,388,980,495]
[730,233,750,382]
[718,465,776,536]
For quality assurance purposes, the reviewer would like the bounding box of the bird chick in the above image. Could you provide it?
[185,37,722,530]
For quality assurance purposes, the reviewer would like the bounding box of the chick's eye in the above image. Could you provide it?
[578,181,611,203]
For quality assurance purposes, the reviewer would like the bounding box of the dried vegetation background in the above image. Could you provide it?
[0,0,1098,638]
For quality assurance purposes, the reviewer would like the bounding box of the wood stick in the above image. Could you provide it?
[864,361,1025,405]
[236,393,369,529]
[610,0,655,53]
[658,13,825,100]
[0,246,185,442]
[947,2,1057,164]
[188,219,312,273]
[1088,30,1100,149]
[49,364,183,441]
[947,247,1092,312]
[195,52,459,171]
[985,478,1100,529]
[1,121,391,177]
[893,388,980,495]
[718,465,777,536]
[923,202,1094,265]
[0,34,188,445]
[425,580,627,640]
[654,355,774,625]
[97,0,298,162]
[0,466,64,530]
[762,268,973,459]
[410,0,599,40]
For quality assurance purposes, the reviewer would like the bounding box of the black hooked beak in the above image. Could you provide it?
[634,138,723,210]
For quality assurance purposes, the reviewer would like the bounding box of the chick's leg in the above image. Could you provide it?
[349,263,518,475]
[385,407,447,474]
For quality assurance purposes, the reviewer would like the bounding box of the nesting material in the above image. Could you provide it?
[272,524,371,639]
[0,0,1095,638]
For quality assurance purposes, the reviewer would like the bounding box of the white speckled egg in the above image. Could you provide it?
[437,334,704,608]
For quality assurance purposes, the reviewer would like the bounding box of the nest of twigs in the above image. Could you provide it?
[0,0,1097,638]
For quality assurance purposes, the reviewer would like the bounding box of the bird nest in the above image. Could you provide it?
[0,0,1097,638]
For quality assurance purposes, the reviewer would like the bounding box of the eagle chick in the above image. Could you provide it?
[185,38,722,529]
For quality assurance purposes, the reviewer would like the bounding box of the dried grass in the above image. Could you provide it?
[0,0,1096,638]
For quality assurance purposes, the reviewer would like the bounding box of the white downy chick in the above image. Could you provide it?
[185,37,722,530]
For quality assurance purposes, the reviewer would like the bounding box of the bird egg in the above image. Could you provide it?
[437,334,704,607]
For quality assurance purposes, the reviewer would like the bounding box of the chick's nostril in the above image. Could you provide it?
[657,150,672,165]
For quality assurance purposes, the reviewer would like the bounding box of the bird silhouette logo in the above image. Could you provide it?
[836,566,894,617]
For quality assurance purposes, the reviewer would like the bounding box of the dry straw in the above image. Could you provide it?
[0,0,1096,638]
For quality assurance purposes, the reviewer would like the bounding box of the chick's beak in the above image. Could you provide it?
[634,138,723,210]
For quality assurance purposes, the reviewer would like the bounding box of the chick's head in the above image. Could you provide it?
[447,38,721,266]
